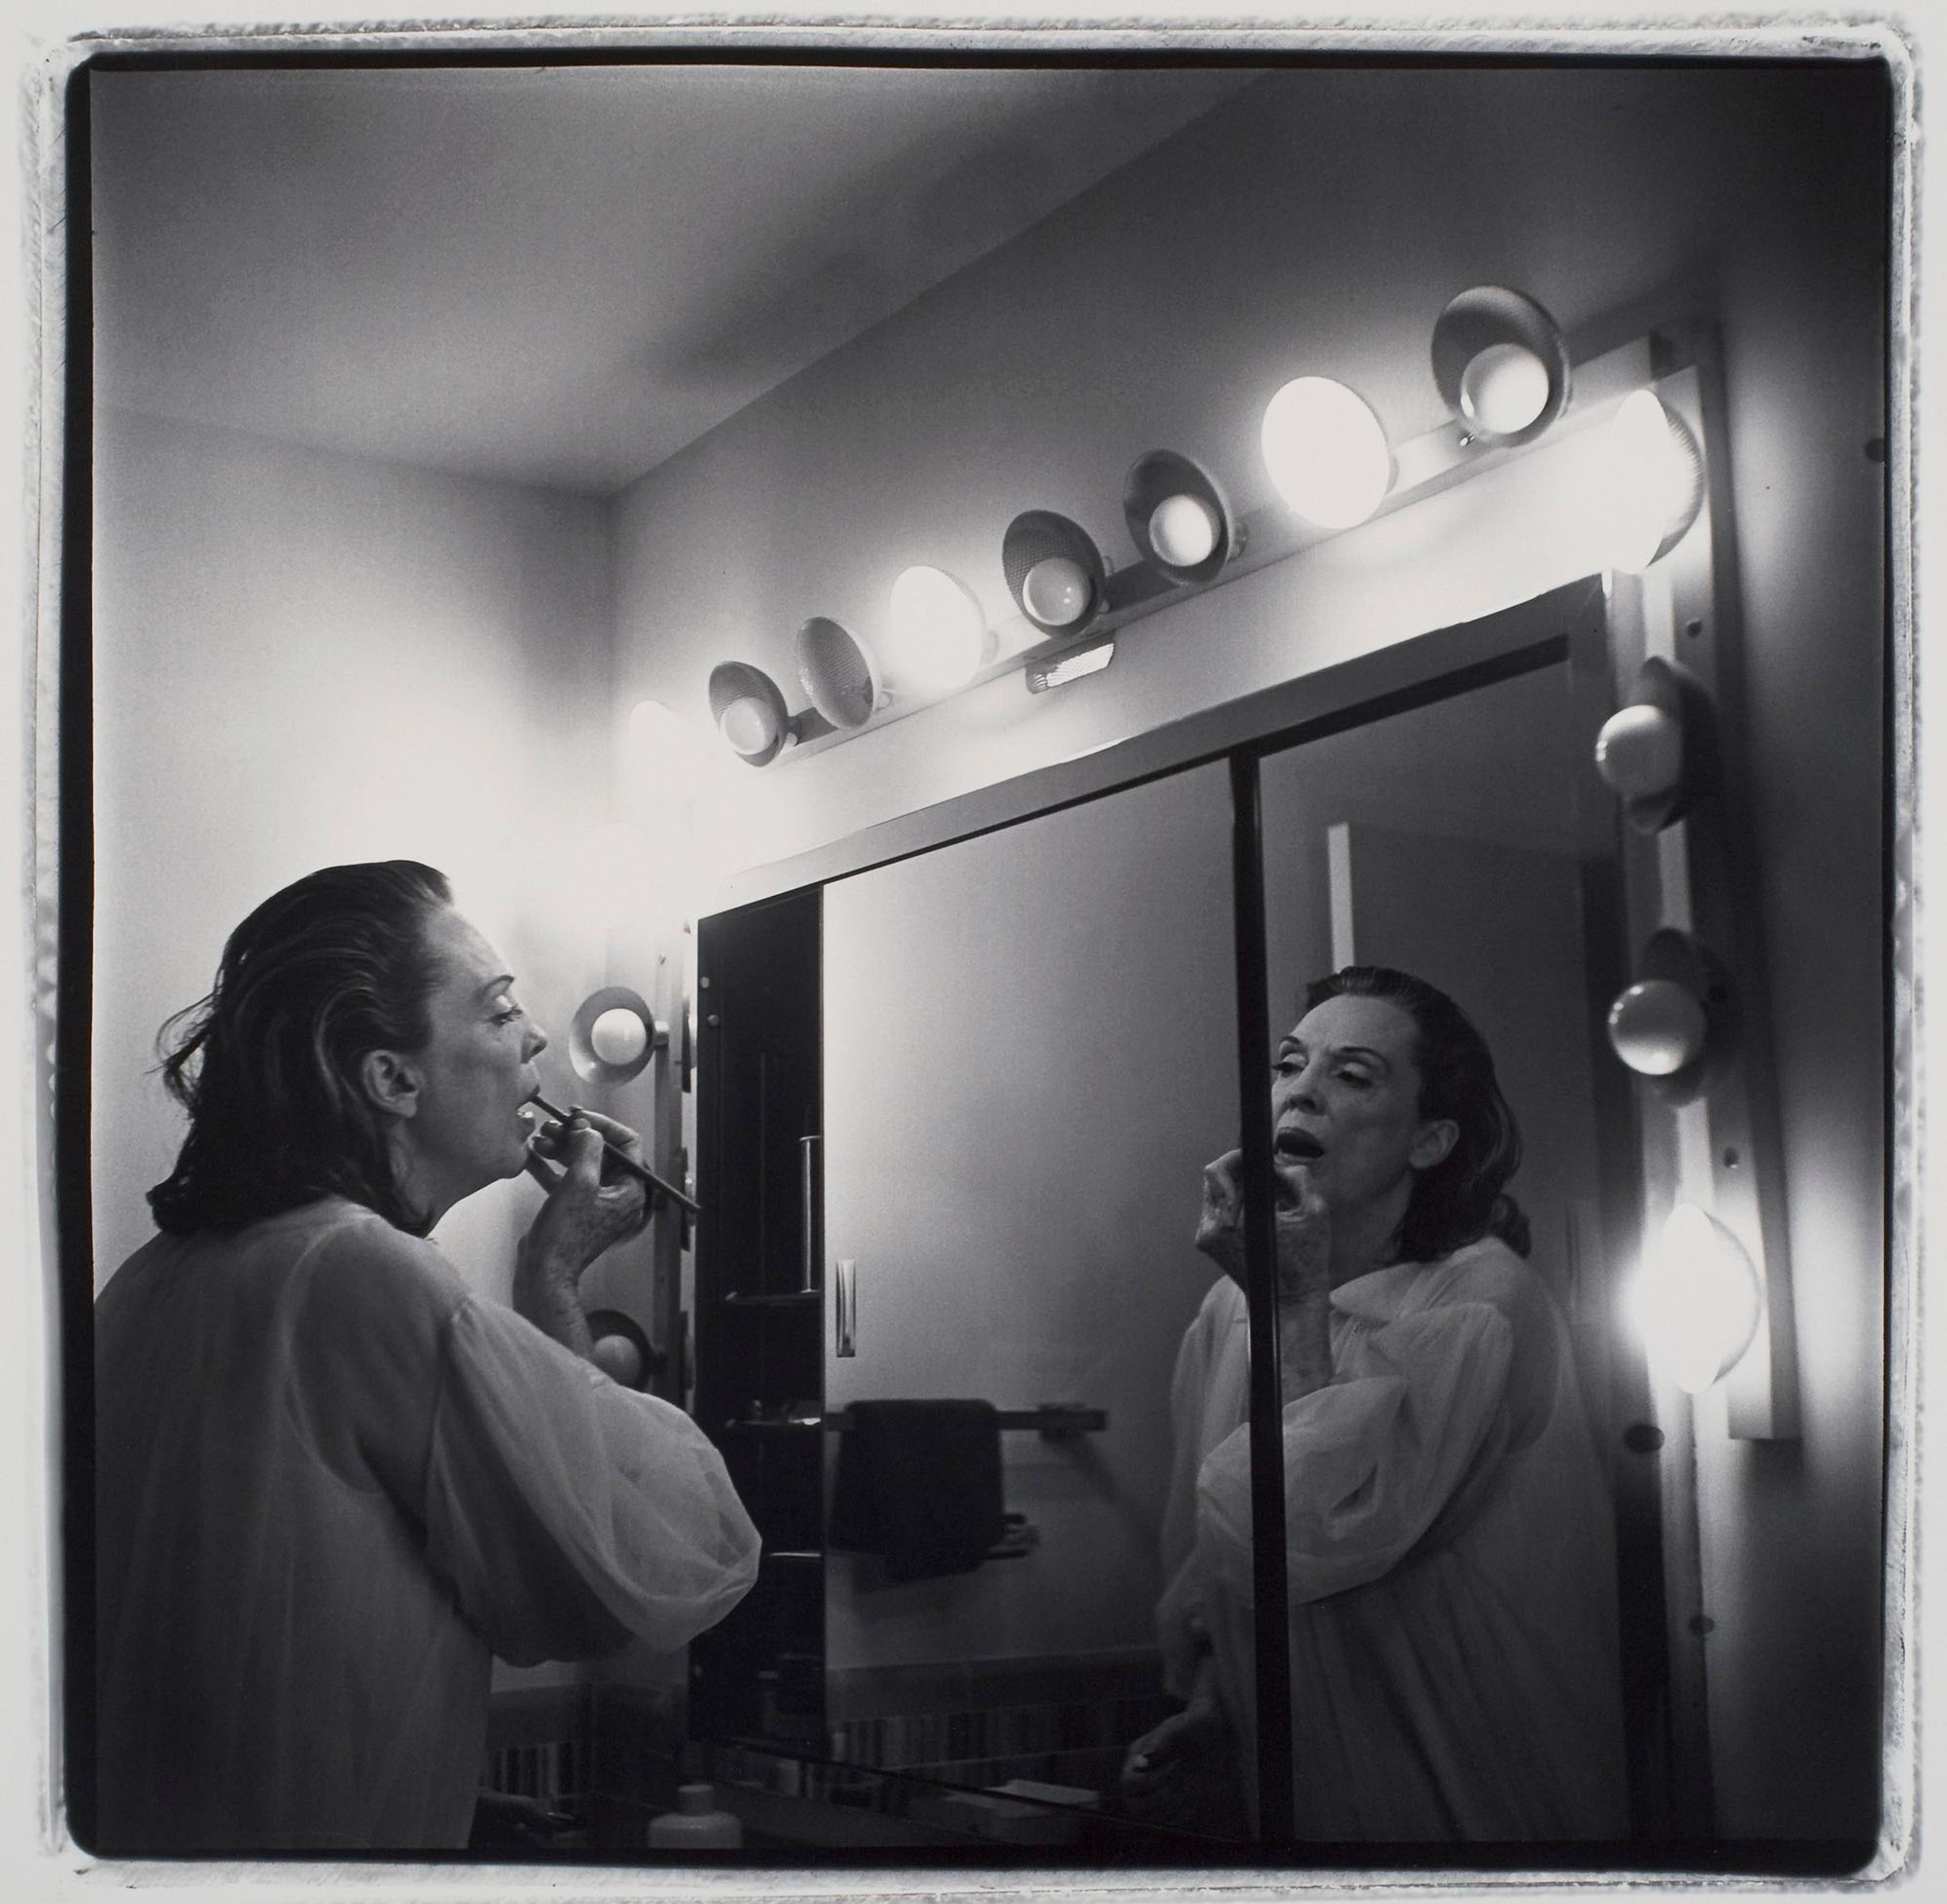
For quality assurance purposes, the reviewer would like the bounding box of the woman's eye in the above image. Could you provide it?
[492,998,523,1026]
[1337,1068,1373,1088]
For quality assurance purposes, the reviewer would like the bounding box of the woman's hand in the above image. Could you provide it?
[1195,1149,1332,1301]
[514,1107,650,1357]
[1120,1677,1227,1796]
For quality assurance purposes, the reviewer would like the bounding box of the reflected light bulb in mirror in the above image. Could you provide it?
[887,565,987,697]
[1260,377,1392,528]
[718,694,781,757]
[1630,1203,1761,1395]
[1458,341,1552,436]
[1595,702,1684,801]
[1021,555,1092,627]
[1148,492,1220,568]
[591,1333,645,1388]
[1607,977,1708,1076]
[589,1006,651,1069]
[1602,390,1703,572]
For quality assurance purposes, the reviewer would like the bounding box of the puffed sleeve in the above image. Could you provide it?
[420,1297,761,1665]
[1195,1298,1515,1606]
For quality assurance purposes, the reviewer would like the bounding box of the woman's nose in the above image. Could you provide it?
[526,1022,549,1059]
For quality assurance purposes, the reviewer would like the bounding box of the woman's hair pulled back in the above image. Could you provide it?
[147,861,453,1237]
[1304,965,1531,1261]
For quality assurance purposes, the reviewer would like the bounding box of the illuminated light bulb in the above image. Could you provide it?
[1458,341,1552,436]
[1148,492,1221,568]
[1602,389,1703,573]
[887,565,987,697]
[589,1006,651,1069]
[1021,555,1092,627]
[718,694,780,757]
[1595,702,1684,801]
[1607,978,1708,1077]
[1629,1202,1761,1395]
[1260,376,1392,528]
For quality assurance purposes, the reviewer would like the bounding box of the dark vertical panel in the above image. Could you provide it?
[1228,751,1293,1846]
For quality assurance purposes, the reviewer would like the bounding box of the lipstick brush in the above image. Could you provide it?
[527,1091,701,1216]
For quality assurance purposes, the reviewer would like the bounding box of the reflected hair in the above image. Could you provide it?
[1305,965,1531,1261]
[147,861,454,1238]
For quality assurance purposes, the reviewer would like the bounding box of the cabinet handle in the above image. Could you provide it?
[799,1135,820,1296]
[836,1259,856,1359]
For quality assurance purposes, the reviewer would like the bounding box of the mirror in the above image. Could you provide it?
[820,761,1252,1846]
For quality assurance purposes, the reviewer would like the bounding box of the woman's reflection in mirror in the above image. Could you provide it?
[1123,965,1626,1840]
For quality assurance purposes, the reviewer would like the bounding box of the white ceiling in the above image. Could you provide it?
[90,62,1259,495]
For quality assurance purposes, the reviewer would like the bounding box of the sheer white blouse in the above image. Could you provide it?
[94,1197,760,1852]
[1156,1238,1629,1841]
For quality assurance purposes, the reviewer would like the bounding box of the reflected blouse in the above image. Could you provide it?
[1156,1238,1629,1841]
[94,1197,761,1852]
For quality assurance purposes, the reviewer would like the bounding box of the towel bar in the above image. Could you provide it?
[729,1403,1106,1439]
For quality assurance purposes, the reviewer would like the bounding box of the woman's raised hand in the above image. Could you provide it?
[1195,1148,1332,1302]
[513,1109,652,1358]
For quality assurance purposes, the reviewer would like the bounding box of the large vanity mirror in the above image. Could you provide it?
[690,574,1706,1855]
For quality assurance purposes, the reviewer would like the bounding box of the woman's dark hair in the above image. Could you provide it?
[147,861,454,1237]
[1304,965,1531,1261]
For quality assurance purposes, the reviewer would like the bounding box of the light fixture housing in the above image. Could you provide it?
[1606,928,1736,1106]
[1603,389,1706,572]
[707,661,793,766]
[1259,376,1393,528]
[1430,286,1572,447]
[1003,510,1108,634]
[568,985,669,1086]
[1630,1203,1762,1396]
[796,616,881,730]
[1123,450,1236,585]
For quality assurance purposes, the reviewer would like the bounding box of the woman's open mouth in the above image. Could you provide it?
[1274,1127,1325,1161]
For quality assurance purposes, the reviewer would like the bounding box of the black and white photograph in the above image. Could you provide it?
[18,12,1913,1890]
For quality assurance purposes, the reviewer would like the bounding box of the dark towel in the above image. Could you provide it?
[829,1399,1006,1583]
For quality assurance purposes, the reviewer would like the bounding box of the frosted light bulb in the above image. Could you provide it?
[589,1006,650,1068]
[1631,1203,1761,1395]
[887,566,987,696]
[1459,341,1552,436]
[1260,377,1392,528]
[1148,492,1220,568]
[1595,703,1685,800]
[1607,978,1708,1077]
[1021,555,1092,627]
[719,695,779,757]
[591,1333,645,1387]
[1602,389,1702,573]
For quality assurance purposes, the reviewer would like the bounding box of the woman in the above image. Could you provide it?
[93,861,761,1852]
[1122,965,1627,1841]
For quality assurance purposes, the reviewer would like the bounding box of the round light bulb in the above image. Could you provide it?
[1602,389,1702,573]
[1021,555,1092,627]
[1260,377,1392,528]
[1148,492,1221,568]
[718,694,780,757]
[1595,702,1685,801]
[1607,978,1708,1077]
[589,1006,651,1069]
[1458,341,1552,436]
[591,1332,645,1388]
[1630,1203,1761,1395]
[887,565,987,697]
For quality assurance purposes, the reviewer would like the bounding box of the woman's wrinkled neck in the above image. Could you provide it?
[1328,1175,1417,1287]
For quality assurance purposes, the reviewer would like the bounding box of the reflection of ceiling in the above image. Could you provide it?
[90,63,1258,495]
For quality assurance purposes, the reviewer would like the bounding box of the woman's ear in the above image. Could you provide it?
[360,1049,422,1122]
[1410,1118,1459,1171]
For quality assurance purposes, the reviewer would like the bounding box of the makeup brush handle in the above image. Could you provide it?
[529,1094,702,1217]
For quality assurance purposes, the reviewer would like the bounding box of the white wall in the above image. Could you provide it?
[612,65,1889,1840]
[91,410,617,1298]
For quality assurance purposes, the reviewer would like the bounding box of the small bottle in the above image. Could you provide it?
[647,1782,744,1849]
